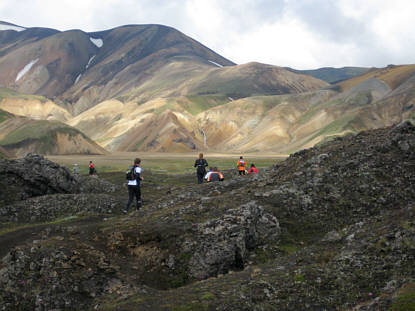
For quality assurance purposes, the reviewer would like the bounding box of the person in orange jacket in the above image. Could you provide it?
[237,156,246,175]
[248,163,259,174]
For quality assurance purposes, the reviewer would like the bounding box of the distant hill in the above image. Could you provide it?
[0,108,107,156]
[0,110,14,158]
[334,64,415,91]
[287,66,371,83]
[0,87,71,121]
[68,61,415,154]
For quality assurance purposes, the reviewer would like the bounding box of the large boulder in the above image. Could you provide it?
[0,153,118,206]
[0,153,79,205]
[186,201,280,279]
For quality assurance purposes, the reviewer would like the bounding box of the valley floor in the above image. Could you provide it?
[46,152,286,175]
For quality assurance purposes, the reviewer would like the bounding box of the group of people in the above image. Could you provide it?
[72,161,96,175]
[237,156,258,175]
[79,154,259,215]
[194,153,258,184]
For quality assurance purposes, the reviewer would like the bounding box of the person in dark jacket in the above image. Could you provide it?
[194,153,208,184]
[123,158,144,214]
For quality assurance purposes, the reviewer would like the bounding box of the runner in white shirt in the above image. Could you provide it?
[123,158,144,213]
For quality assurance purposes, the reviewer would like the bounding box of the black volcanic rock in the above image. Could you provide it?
[0,193,123,223]
[187,201,280,279]
[0,153,79,205]
[260,120,415,232]
[0,153,118,206]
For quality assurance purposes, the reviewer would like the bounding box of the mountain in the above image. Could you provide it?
[0,22,235,114]
[1,21,414,154]
[0,108,107,156]
[0,21,327,114]
[67,62,329,152]
[68,62,415,153]
[289,66,371,83]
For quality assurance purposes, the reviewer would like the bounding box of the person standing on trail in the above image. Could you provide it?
[237,156,246,175]
[194,153,208,184]
[73,163,80,175]
[89,161,95,175]
[124,158,144,214]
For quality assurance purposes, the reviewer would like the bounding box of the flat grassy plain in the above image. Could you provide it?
[47,152,286,175]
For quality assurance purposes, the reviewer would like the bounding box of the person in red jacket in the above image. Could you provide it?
[89,161,95,175]
[248,163,259,174]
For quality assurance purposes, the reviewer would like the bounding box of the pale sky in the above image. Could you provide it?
[1,0,414,69]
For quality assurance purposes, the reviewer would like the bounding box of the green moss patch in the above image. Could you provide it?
[0,87,47,102]
[181,95,228,115]
[171,303,209,311]
[0,120,82,147]
[390,284,415,311]
[0,109,13,123]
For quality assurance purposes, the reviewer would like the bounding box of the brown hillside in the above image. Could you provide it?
[0,97,72,122]
[336,64,415,91]
[0,145,14,159]
[0,114,107,157]
[187,62,329,98]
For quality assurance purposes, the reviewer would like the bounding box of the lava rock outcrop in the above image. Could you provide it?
[0,153,79,205]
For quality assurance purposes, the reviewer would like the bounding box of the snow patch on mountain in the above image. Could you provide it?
[15,59,39,82]
[0,24,25,32]
[208,60,223,68]
[90,37,103,48]
[73,55,96,85]
[86,55,96,69]
[74,74,82,84]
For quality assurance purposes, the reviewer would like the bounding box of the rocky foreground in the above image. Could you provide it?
[0,122,414,310]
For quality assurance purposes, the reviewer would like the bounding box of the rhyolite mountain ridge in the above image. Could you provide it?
[0,21,414,154]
